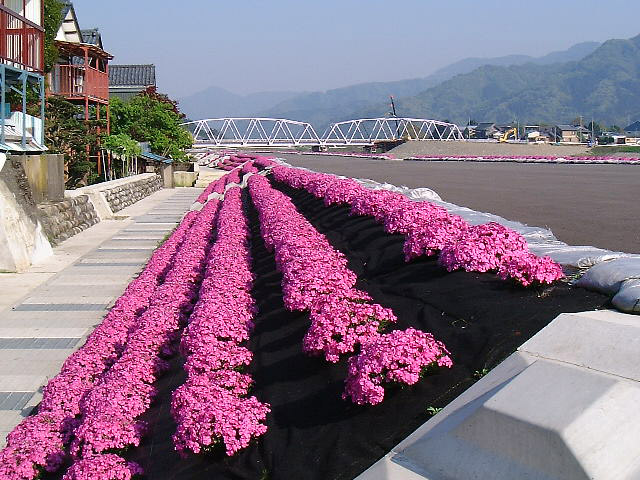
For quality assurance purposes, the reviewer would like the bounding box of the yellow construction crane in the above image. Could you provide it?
[499,127,517,143]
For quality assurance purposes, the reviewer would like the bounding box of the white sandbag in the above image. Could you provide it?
[612,279,640,313]
[575,258,640,294]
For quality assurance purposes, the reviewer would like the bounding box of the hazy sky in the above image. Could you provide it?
[73,0,640,100]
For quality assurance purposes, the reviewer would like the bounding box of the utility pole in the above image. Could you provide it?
[390,96,400,139]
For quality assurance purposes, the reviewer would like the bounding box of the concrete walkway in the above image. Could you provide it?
[0,187,201,446]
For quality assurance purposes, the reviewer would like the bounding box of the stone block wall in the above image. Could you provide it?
[102,175,162,213]
[37,196,99,245]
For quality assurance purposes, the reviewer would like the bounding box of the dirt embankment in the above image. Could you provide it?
[388,141,590,158]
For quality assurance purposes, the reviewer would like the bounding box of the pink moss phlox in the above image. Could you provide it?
[343,328,453,405]
[61,454,142,480]
[172,186,270,456]
[272,164,564,286]
[303,292,398,363]
[439,222,528,273]
[0,413,67,479]
[498,252,565,286]
[61,197,221,470]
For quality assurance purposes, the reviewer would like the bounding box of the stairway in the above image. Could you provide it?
[194,167,227,188]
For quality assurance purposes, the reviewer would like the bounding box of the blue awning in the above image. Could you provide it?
[141,151,173,164]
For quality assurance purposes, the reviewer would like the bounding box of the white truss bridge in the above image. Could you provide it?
[183,117,464,148]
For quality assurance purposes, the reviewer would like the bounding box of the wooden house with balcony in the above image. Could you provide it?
[0,0,46,152]
[48,1,112,173]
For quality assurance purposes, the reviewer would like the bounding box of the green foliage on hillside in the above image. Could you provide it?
[259,42,600,130]
[367,35,640,126]
[110,88,192,160]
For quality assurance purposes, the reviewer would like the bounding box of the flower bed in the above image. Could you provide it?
[172,185,270,456]
[63,192,222,477]
[407,154,640,164]
[0,174,231,479]
[270,164,564,287]
[248,173,452,404]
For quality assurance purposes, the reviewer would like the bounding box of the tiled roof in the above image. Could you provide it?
[625,121,640,132]
[60,1,73,28]
[109,65,156,87]
[81,29,101,46]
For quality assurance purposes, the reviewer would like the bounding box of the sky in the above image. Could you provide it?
[72,0,640,100]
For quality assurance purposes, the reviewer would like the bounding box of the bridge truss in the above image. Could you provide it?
[184,117,464,148]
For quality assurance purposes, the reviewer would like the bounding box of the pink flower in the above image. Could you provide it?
[343,328,453,405]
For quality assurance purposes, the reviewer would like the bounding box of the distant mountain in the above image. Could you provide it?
[178,87,301,121]
[261,41,601,130]
[355,35,640,126]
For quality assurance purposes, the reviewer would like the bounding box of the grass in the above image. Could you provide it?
[590,145,640,155]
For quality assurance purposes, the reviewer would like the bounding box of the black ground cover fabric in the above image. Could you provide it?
[48,184,608,480]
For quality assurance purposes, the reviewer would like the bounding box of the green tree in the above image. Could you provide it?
[43,0,63,73]
[102,133,142,178]
[45,96,104,187]
[110,91,192,160]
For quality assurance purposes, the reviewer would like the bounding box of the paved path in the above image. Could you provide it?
[277,154,640,254]
[0,188,201,445]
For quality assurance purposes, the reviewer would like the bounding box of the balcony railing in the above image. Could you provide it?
[0,4,43,73]
[50,64,109,102]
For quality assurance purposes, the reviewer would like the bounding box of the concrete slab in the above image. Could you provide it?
[0,328,88,338]
[357,310,640,480]
[520,312,640,381]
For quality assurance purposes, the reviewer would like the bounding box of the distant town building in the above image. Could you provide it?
[553,125,590,143]
[474,122,498,139]
[624,121,640,137]
[109,65,157,101]
[0,0,46,152]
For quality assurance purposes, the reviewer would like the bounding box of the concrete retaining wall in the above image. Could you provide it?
[37,195,99,245]
[67,173,163,220]
[0,153,53,272]
[357,309,640,480]
[19,154,65,203]
[102,175,163,212]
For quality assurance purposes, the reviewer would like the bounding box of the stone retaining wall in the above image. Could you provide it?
[37,195,99,245]
[102,175,163,213]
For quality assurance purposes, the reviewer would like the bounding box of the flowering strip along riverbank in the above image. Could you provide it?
[248,173,452,405]
[172,180,270,457]
[407,154,640,164]
[0,182,229,480]
[268,164,564,287]
[60,188,224,479]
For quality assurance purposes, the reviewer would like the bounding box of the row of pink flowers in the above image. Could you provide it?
[196,169,228,203]
[270,164,564,287]
[274,150,397,160]
[248,173,452,404]
[172,183,270,456]
[61,180,226,479]
[0,179,227,479]
[408,154,640,164]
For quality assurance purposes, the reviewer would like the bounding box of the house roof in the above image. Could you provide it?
[625,121,640,132]
[55,40,113,60]
[109,65,156,87]
[141,151,173,164]
[59,1,73,28]
[81,29,102,48]
[476,122,496,130]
